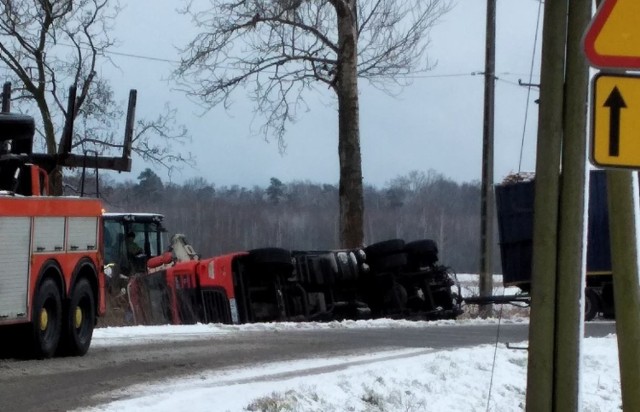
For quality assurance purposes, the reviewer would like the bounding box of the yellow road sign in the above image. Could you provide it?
[591,73,640,168]
[584,0,640,69]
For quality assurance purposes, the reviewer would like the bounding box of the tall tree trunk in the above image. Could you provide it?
[49,166,64,196]
[336,1,364,248]
[35,93,64,195]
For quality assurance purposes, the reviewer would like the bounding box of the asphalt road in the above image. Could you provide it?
[0,322,616,412]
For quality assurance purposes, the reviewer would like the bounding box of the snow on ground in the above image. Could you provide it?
[82,318,621,412]
[79,275,614,411]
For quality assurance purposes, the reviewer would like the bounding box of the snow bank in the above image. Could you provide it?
[82,334,620,412]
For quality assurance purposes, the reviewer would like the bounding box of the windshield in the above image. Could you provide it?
[103,220,125,265]
[103,218,167,265]
[128,221,166,258]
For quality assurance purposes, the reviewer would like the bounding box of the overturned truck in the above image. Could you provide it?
[101,214,463,325]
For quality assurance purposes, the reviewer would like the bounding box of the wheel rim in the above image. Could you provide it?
[74,307,83,329]
[39,297,59,343]
[75,294,93,342]
[40,308,49,331]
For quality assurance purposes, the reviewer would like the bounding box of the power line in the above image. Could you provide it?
[100,49,179,64]
[57,42,180,64]
[58,42,538,83]
[518,0,543,173]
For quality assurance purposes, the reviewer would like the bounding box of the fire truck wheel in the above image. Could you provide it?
[31,278,62,359]
[59,279,95,356]
[584,288,600,322]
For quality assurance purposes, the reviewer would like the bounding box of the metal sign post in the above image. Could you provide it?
[584,1,640,409]
[591,73,640,168]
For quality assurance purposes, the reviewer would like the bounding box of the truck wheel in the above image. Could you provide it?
[248,248,293,267]
[404,239,438,255]
[584,288,600,322]
[405,239,439,267]
[383,283,408,310]
[364,239,405,258]
[31,279,62,358]
[59,279,95,356]
[369,252,408,273]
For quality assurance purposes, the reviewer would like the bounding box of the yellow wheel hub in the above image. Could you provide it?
[39,308,49,331]
[74,307,83,329]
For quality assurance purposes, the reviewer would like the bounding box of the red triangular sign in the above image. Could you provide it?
[584,0,640,69]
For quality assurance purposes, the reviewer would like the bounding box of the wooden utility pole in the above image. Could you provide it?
[525,0,568,410]
[479,0,496,315]
[553,0,591,410]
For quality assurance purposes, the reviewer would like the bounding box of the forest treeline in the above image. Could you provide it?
[67,169,491,273]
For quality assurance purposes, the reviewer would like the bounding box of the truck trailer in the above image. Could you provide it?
[495,170,615,321]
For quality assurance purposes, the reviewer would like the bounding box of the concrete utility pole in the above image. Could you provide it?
[525,0,568,410]
[553,0,591,410]
[479,0,496,316]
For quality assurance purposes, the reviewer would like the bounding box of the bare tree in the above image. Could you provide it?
[174,0,450,248]
[0,0,192,193]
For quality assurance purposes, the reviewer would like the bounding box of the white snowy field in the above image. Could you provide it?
[81,318,621,412]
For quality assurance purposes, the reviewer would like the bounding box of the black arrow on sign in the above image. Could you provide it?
[604,86,627,157]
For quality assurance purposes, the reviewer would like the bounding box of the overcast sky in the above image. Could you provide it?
[101,0,544,188]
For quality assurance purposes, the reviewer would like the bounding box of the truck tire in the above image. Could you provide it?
[59,278,95,356]
[30,278,62,358]
[369,252,408,273]
[585,288,600,322]
[600,283,615,319]
[405,239,438,255]
[383,283,408,310]
[248,248,293,268]
[364,239,405,258]
[405,239,439,266]
[335,251,359,281]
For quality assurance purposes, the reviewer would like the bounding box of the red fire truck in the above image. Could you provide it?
[0,113,105,358]
[0,84,135,358]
